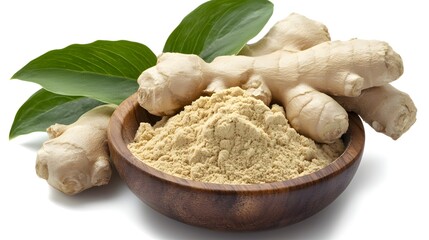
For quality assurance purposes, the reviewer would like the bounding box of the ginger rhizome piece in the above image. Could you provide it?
[335,85,416,140]
[240,13,416,140]
[36,104,116,195]
[138,38,403,143]
[240,13,331,55]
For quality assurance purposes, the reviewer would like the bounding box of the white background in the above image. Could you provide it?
[1,0,428,239]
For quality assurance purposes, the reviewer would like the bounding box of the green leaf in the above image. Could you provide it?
[12,40,157,105]
[9,89,104,139]
[163,0,273,62]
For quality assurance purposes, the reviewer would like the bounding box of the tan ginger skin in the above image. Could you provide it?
[36,104,116,195]
[241,13,417,140]
[138,20,404,143]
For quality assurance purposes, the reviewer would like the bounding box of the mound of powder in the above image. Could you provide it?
[129,87,345,184]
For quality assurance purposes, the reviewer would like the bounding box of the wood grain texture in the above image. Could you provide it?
[107,93,365,231]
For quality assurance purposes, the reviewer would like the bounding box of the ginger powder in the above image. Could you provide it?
[128,87,345,184]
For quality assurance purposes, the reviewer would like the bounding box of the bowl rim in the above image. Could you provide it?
[108,93,365,194]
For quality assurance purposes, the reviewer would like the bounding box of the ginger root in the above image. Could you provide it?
[240,13,417,140]
[36,104,116,195]
[334,85,416,140]
[240,13,330,55]
[138,38,403,143]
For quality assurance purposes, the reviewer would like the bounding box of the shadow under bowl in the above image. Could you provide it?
[107,93,365,231]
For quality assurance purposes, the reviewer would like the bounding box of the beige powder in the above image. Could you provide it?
[129,87,345,184]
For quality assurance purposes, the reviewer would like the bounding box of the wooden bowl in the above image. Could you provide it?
[107,93,365,231]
